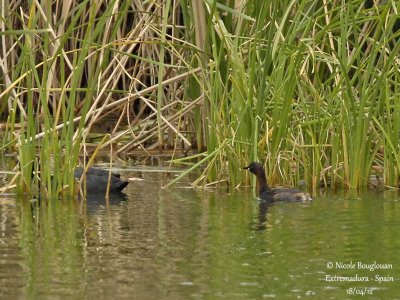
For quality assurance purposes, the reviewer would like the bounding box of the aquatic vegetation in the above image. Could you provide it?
[0,0,399,195]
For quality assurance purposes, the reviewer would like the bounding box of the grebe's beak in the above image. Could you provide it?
[243,166,250,170]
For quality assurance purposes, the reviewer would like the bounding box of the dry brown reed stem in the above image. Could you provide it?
[138,95,192,147]
[78,2,186,143]
[33,0,74,70]
[27,66,203,143]
[0,171,18,193]
[1,1,26,117]
[92,95,200,154]
[116,94,204,153]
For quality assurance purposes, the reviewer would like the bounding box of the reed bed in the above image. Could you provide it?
[0,0,399,196]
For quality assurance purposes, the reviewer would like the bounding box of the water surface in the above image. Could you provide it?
[0,169,399,299]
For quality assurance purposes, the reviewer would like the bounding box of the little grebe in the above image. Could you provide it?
[243,162,312,202]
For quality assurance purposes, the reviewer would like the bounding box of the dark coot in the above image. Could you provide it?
[74,167,129,194]
[243,162,312,202]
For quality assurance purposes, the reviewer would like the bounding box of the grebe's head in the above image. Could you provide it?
[243,162,265,176]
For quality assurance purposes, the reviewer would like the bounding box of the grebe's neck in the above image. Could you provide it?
[256,169,270,196]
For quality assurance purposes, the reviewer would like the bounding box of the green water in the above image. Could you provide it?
[1,170,400,299]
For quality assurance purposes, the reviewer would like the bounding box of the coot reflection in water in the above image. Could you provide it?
[83,192,128,213]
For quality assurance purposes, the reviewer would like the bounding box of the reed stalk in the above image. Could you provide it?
[0,0,399,194]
